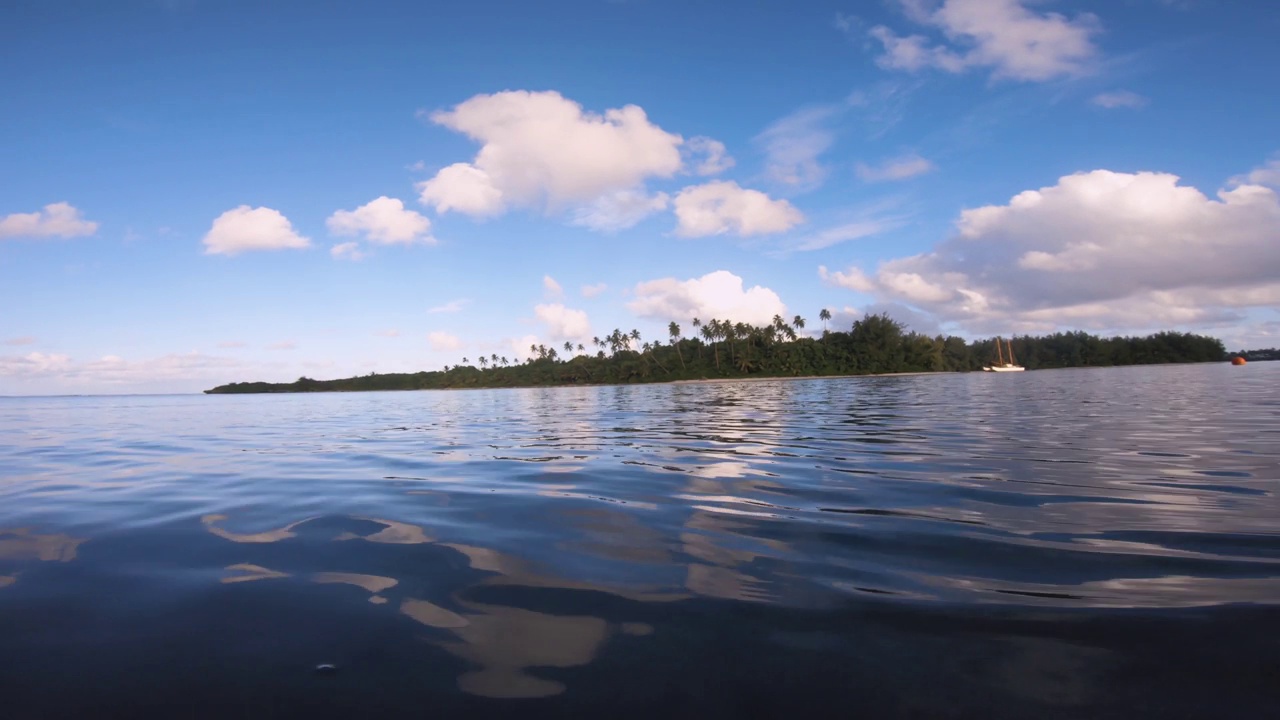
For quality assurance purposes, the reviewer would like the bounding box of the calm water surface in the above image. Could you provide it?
[2,364,1278,718]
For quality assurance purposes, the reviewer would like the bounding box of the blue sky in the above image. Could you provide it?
[2,0,1277,394]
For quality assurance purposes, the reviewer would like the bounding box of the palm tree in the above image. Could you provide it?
[793,315,806,332]
[564,341,574,356]
[700,320,719,371]
[577,343,585,353]
[630,329,641,352]
[819,308,831,335]
[491,353,499,365]
[479,356,488,369]
[691,317,703,360]
[501,356,509,367]
[461,356,469,365]
[668,321,686,371]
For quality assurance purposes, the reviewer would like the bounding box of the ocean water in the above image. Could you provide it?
[1,363,1278,718]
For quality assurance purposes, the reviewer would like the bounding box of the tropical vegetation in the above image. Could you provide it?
[205,313,1229,393]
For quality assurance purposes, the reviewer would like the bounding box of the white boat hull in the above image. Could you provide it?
[983,365,1025,372]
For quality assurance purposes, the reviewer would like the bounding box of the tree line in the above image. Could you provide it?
[206,313,1229,393]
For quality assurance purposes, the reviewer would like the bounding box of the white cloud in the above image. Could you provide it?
[428,298,470,314]
[417,163,505,216]
[581,283,608,298]
[0,351,249,394]
[685,136,735,176]
[628,270,787,326]
[781,215,906,253]
[415,90,683,220]
[268,341,297,351]
[1231,157,1280,189]
[822,168,1280,334]
[510,334,542,362]
[0,351,72,377]
[869,0,1100,81]
[428,331,462,351]
[330,242,365,261]
[533,303,592,341]
[570,190,670,232]
[819,265,878,292]
[0,202,98,240]
[1091,90,1149,109]
[3,336,36,346]
[754,106,837,189]
[856,154,935,182]
[202,206,310,256]
[673,181,804,237]
[543,275,564,298]
[327,196,434,245]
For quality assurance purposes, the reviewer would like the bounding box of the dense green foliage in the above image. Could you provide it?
[205,314,1228,394]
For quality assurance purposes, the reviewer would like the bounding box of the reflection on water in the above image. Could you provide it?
[1,363,1278,716]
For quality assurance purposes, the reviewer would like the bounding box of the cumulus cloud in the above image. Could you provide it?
[673,181,804,237]
[1091,90,1149,109]
[869,0,1099,81]
[0,351,72,377]
[628,270,787,326]
[509,334,542,362]
[533,303,592,341]
[203,206,310,256]
[327,196,434,245]
[330,242,365,261]
[417,163,505,216]
[1231,157,1280,189]
[543,275,564,298]
[0,351,249,394]
[581,283,608,298]
[428,331,462,351]
[415,90,683,220]
[570,190,670,232]
[685,136,735,175]
[821,168,1280,334]
[428,298,469,314]
[824,302,943,335]
[0,202,98,240]
[754,106,838,189]
[856,154,935,182]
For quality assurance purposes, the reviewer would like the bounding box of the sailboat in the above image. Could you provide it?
[983,337,1025,372]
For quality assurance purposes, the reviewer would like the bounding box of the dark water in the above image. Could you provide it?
[2,364,1278,718]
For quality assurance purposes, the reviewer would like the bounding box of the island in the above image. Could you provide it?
[204,313,1233,394]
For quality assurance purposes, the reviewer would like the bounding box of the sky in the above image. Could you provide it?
[2,0,1278,394]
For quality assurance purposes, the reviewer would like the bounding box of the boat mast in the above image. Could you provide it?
[996,337,1005,366]
[1008,339,1017,365]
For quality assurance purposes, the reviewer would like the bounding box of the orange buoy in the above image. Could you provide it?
[1231,356,1247,365]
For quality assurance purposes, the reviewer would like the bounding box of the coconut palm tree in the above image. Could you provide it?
[793,315,806,333]
[479,357,488,369]
[564,341,574,356]
[700,320,719,371]
[819,308,831,335]
[668,321,686,370]
[691,317,703,360]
